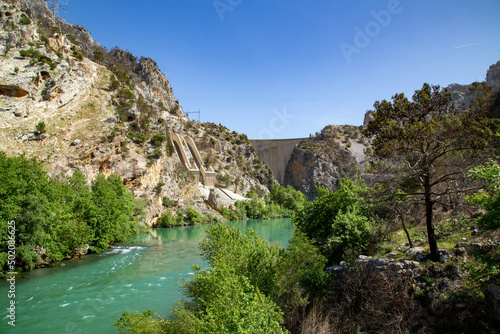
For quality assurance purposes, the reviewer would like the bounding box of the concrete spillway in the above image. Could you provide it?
[170,133,216,187]
[249,138,307,184]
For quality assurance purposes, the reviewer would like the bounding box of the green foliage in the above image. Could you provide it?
[269,184,307,213]
[93,51,104,64]
[151,133,167,147]
[36,121,46,134]
[87,173,144,251]
[327,209,372,262]
[200,224,284,298]
[115,310,167,334]
[114,69,132,88]
[165,139,175,157]
[19,15,31,25]
[186,207,202,225]
[127,131,148,144]
[151,148,162,159]
[19,47,56,69]
[364,83,495,261]
[157,210,176,227]
[168,264,287,334]
[162,196,177,208]
[277,232,330,315]
[110,74,120,90]
[175,210,185,226]
[0,153,145,273]
[13,66,19,74]
[467,159,500,228]
[65,34,79,45]
[118,88,135,101]
[293,179,372,263]
[19,47,41,59]
[216,173,230,187]
[72,50,83,61]
[220,185,307,221]
[40,35,49,45]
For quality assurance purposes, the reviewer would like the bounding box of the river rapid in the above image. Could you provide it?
[0,218,293,333]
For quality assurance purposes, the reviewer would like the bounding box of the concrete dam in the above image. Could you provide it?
[249,138,307,184]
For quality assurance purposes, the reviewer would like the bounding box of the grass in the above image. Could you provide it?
[374,215,475,259]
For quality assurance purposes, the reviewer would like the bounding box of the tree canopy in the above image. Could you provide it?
[364,83,495,261]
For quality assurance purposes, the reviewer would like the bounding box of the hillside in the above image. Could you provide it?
[0,0,274,225]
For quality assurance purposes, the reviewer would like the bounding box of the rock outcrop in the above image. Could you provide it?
[283,125,368,199]
[0,0,274,225]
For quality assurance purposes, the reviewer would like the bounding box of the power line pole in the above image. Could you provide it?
[45,0,66,18]
[186,109,201,122]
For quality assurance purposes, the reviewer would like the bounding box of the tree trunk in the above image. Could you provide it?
[424,177,439,261]
[401,218,413,249]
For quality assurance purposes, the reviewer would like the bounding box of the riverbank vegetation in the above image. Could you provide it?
[116,82,499,333]
[219,184,308,221]
[0,152,146,274]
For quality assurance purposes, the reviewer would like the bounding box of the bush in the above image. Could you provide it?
[293,178,373,263]
[162,196,177,208]
[19,15,31,25]
[115,310,167,334]
[150,133,167,147]
[167,264,287,334]
[151,148,162,159]
[0,154,145,273]
[110,74,120,90]
[200,224,283,298]
[36,121,46,134]
[186,207,202,225]
[467,159,500,229]
[157,210,175,227]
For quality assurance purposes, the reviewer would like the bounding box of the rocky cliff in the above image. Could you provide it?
[0,0,273,224]
[283,125,369,199]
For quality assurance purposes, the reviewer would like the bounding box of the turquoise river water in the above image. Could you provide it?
[0,218,293,333]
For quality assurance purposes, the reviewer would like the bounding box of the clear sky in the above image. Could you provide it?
[58,0,500,139]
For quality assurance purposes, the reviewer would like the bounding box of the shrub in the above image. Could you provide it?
[162,196,177,208]
[151,148,162,159]
[150,134,167,147]
[19,15,31,25]
[110,74,120,90]
[186,207,202,225]
[72,51,83,61]
[167,264,287,334]
[115,310,167,334]
[467,159,500,229]
[293,178,373,263]
[93,51,104,64]
[36,121,46,134]
[157,210,175,227]
[65,34,79,45]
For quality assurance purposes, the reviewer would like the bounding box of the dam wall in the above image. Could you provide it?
[249,138,307,184]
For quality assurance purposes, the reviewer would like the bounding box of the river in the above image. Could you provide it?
[0,218,293,334]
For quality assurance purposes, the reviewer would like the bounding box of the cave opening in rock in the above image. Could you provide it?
[0,85,29,99]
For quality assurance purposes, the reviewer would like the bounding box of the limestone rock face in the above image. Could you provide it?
[486,61,500,91]
[135,56,181,116]
[284,125,367,199]
[0,0,273,226]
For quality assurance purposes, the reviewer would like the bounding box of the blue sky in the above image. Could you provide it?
[59,0,500,139]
